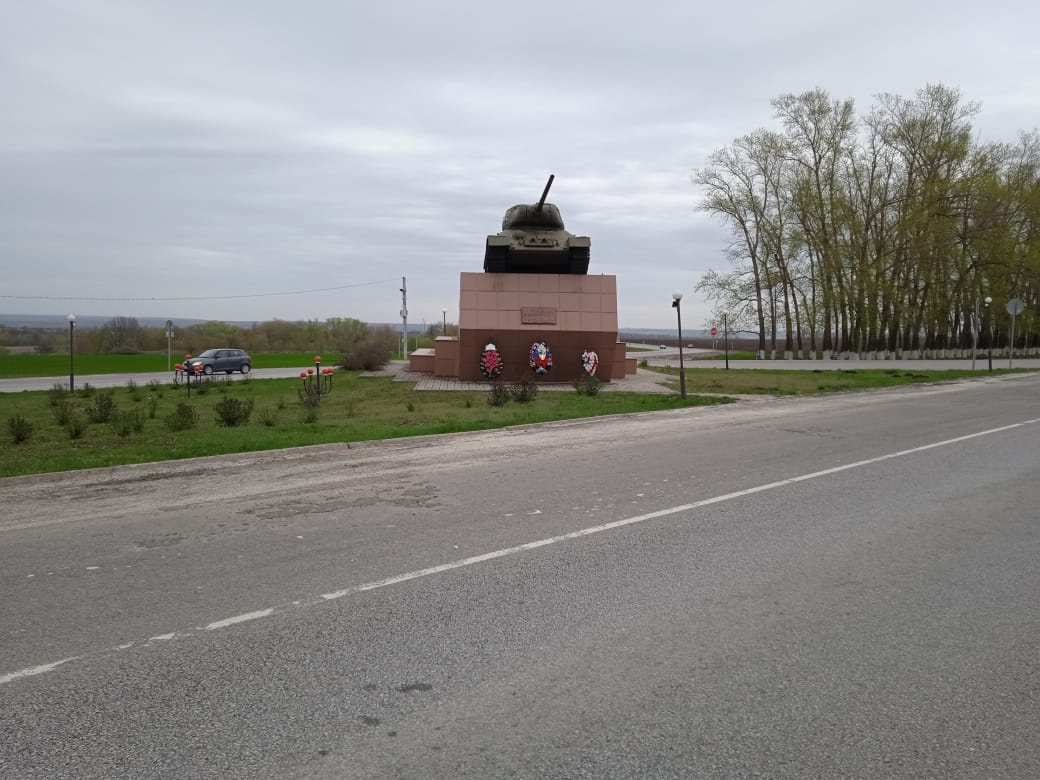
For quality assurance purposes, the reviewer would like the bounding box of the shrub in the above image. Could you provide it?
[147,380,163,393]
[486,381,510,407]
[298,386,322,408]
[574,374,602,396]
[276,396,288,411]
[165,403,199,432]
[52,398,76,426]
[302,406,319,423]
[257,407,279,427]
[340,325,398,370]
[65,413,86,440]
[7,415,34,444]
[214,397,254,427]
[508,377,539,403]
[126,378,138,393]
[78,383,95,398]
[86,390,117,423]
[111,408,145,437]
[48,383,68,407]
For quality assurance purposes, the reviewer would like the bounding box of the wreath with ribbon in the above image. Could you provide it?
[529,341,552,374]
[581,349,599,376]
[479,342,504,379]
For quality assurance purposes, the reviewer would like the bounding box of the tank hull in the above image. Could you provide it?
[484,234,590,274]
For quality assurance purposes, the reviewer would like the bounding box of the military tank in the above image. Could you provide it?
[484,175,591,274]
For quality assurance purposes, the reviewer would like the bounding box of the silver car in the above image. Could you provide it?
[187,348,252,375]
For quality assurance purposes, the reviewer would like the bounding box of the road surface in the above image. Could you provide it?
[2,374,1039,778]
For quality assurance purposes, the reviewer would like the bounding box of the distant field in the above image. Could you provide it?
[0,353,339,378]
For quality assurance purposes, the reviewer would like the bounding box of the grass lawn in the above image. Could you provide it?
[644,364,1031,394]
[0,373,732,478]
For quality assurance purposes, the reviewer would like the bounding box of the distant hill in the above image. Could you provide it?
[0,314,258,330]
[2,314,713,338]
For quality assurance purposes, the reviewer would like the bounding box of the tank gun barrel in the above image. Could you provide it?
[535,174,555,212]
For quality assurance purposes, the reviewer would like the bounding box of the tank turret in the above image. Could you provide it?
[484,175,591,274]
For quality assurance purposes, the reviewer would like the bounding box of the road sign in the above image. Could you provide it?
[1007,298,1025,316]
[710,327,718,337]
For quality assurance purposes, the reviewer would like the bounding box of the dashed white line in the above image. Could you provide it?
[3,416,1037,687]
[0,657,78,685]
[202,609,274,631]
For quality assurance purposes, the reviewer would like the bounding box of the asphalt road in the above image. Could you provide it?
[2,374,1039,778]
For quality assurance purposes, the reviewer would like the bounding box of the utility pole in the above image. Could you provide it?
[399,277,408,359]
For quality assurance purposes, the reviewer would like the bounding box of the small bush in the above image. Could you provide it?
[48,384,68,407]
[193,380,210,396]
[148,380,163,393]
[86,390,117,423]
[302,406,319,423]
[638,359,648,368]
[406,401,415,412]
[486,381,510,407]
[214,397,254,427]
[52,398,76,426]
[7,415,34,444]
[65,414,87,440]
[464,398,473,408]
[78,383,95,398]
[574,374,602,396]
[276,396,288,411]
[257,407,279,427]
[126,378,138,393]
[508,377,539,404]
[111,408,145,437]
[165,403,199,432]
[298,387,322,407]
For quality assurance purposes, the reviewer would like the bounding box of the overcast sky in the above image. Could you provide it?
[3,0,1038,331]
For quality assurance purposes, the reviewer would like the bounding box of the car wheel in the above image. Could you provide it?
[240,364,251,374]
[203,365,213,375]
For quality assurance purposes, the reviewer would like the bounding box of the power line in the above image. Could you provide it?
[0,279,398,302]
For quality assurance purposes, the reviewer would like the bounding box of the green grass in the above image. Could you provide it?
[0,352,340,378]
[645,364,1032,394]
[625,346,656,353]
[687,349,759,360]
[0,374,732,478]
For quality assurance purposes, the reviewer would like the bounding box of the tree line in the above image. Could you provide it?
[0,317,456,357]
[694,84,1039,358]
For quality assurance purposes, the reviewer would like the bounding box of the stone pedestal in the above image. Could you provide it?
[453,272,620,382]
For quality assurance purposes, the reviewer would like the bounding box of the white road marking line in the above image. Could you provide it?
[0,658,78,685]
[3,417,1038,687]
[202,609,274,630]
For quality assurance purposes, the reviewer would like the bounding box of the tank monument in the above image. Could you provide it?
[409,175,634,383]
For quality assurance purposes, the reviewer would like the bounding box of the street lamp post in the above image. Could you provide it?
[984,296,993,372]
[67,314,77,391]
[671,290,686,399]
[971,298,981,371]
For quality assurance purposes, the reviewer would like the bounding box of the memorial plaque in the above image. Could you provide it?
[521,307,558,324]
